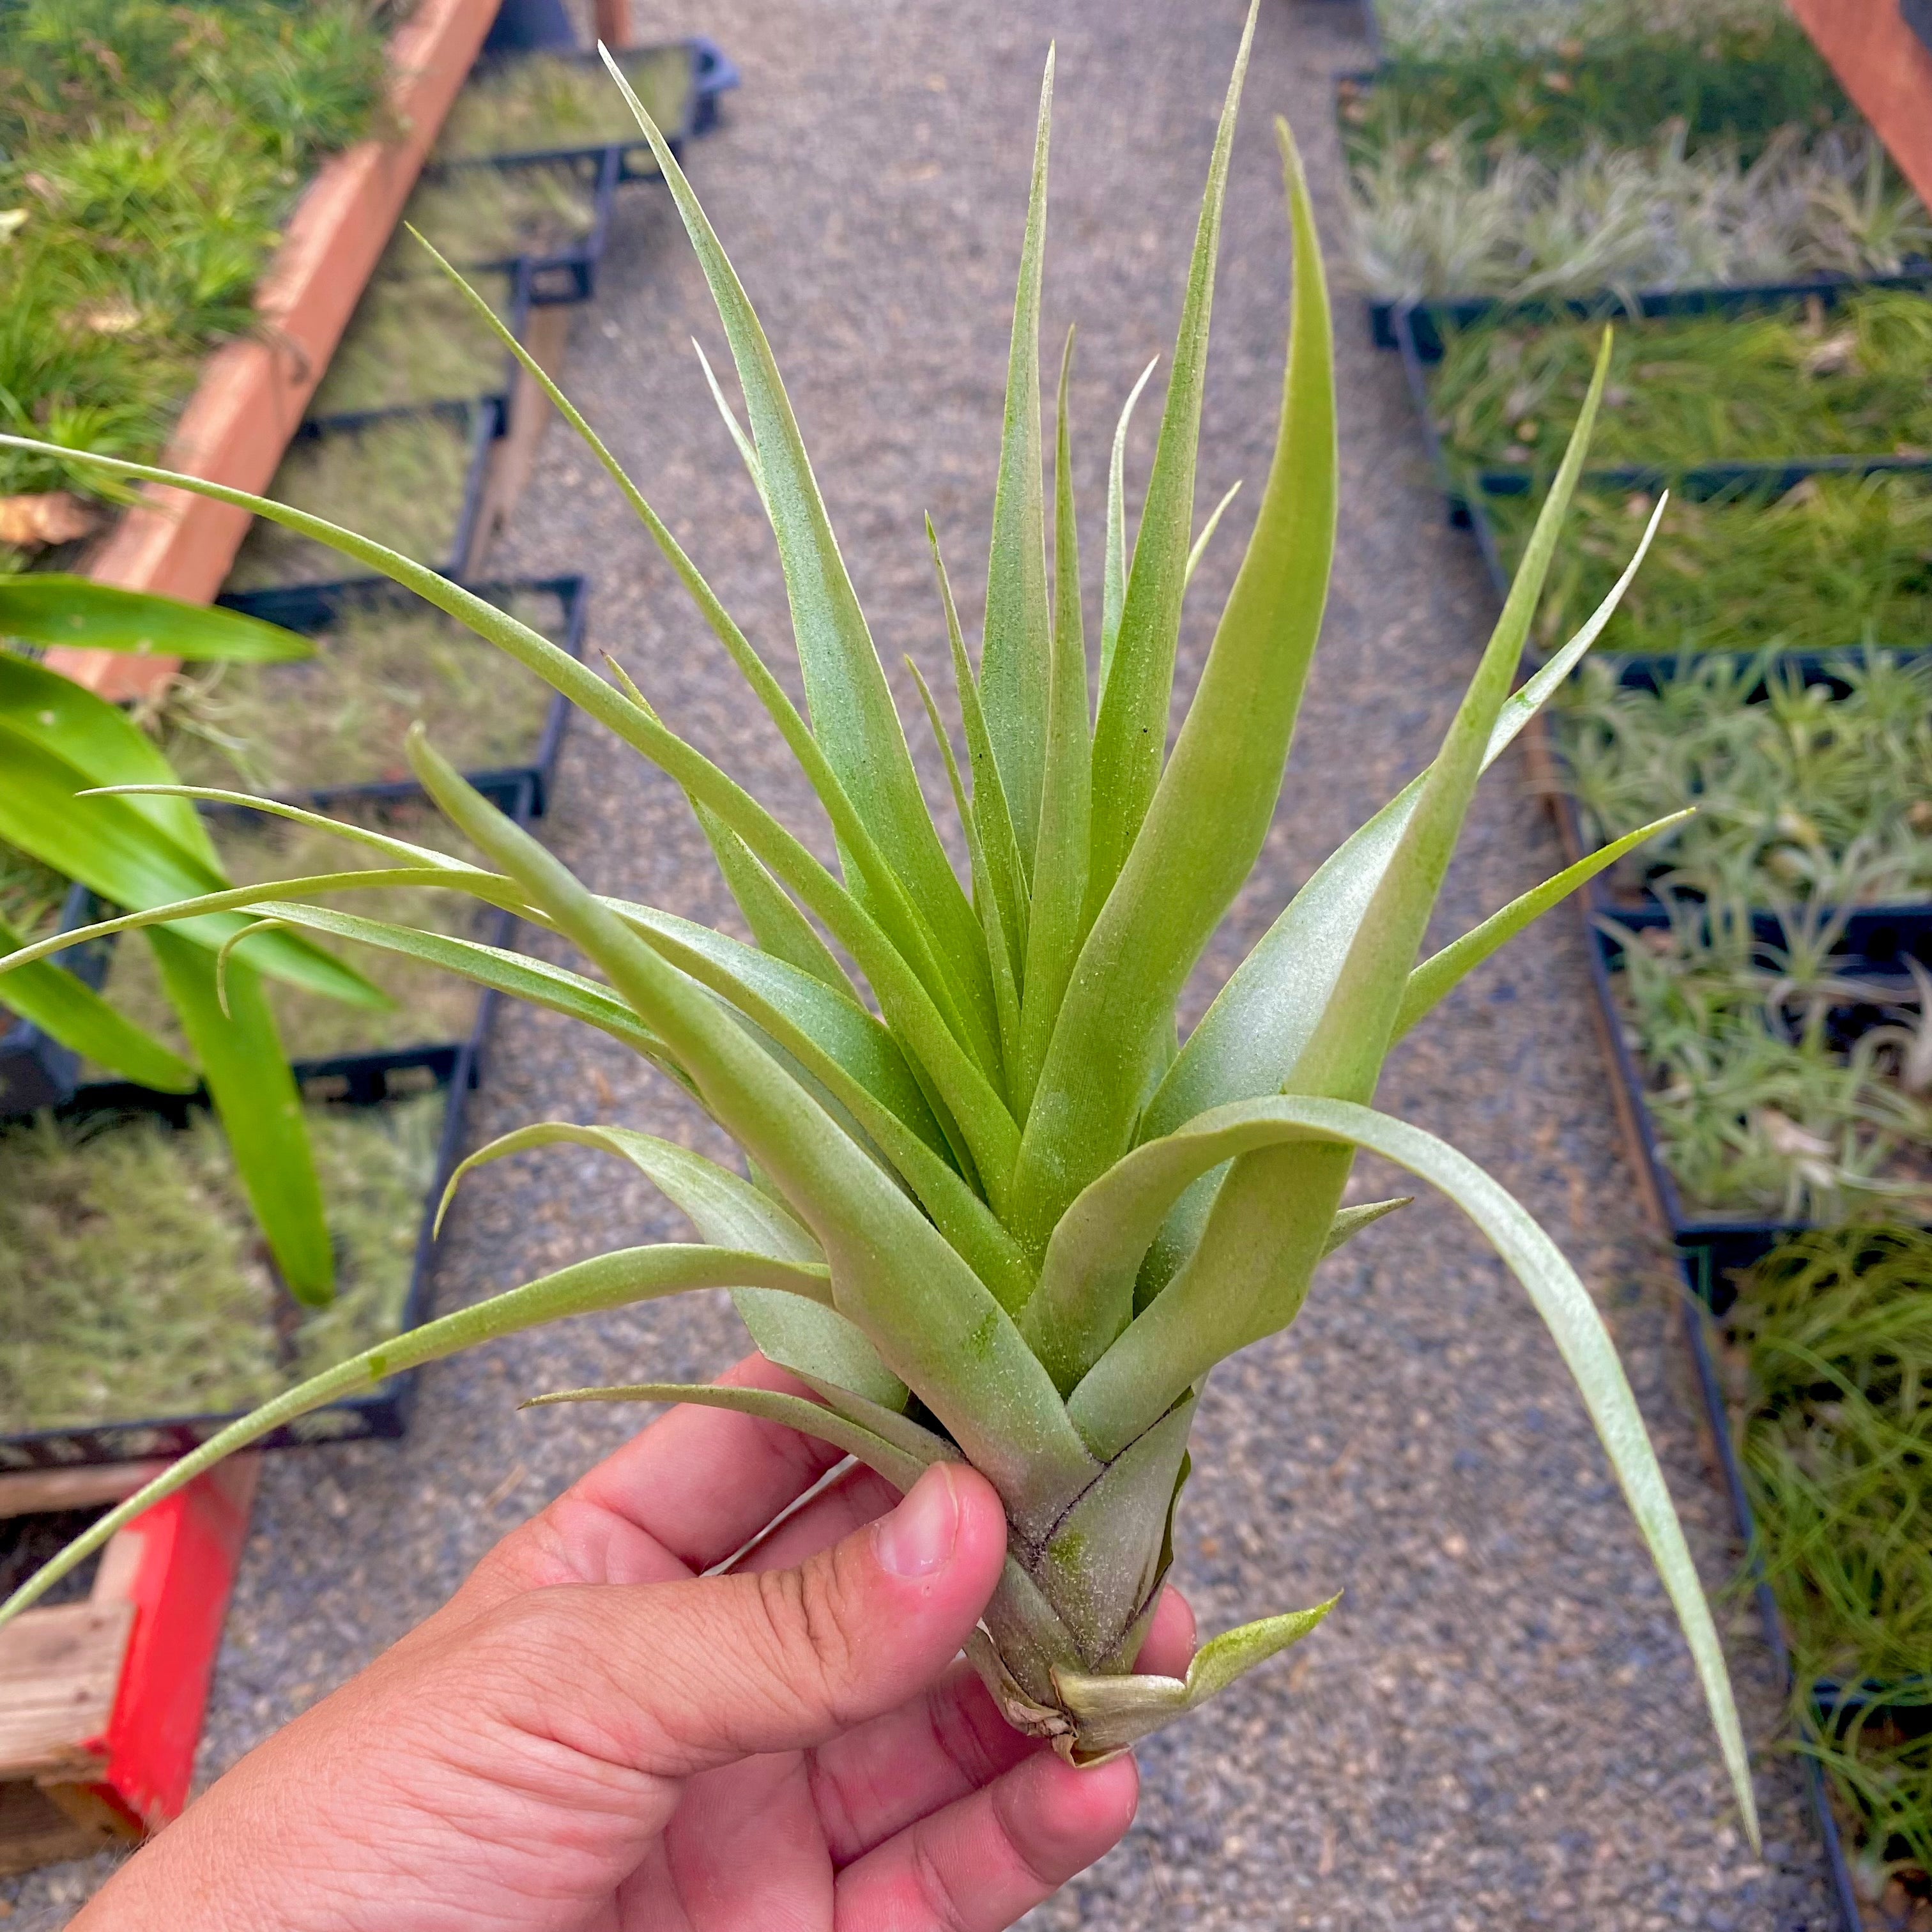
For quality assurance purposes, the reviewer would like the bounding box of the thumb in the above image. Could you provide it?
[481,1462,1011,1775]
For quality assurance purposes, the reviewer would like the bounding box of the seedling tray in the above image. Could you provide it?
[435,36,738,178]
[0,1041,472,1470]
[211,574,588,814]
[1534,645,1932,971]
[305,266,533,434]
[224,402,496,592]
[1392,288,1932,523]
[424,145,622,305]
[1673,1277,1867,1932]
[0,884,111,1117]
[1584,920,1931,1293]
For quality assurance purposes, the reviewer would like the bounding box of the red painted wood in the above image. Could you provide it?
[1787,0,1932,207]
[75,1460,259,1832]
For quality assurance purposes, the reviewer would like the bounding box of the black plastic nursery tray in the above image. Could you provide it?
[1392,291,1932,524]
[431,146,622,305]
[1585,919,1931,1294]
[1536,644,1932,971]
[211,574,588,815]
[306,267,533,434]
[0,882,111,1117]
[0,780,539,1469]
[225,402,497,592]
[0,1043,470,1471]
[440,36,738,179]
[1672,1276,1868,1932]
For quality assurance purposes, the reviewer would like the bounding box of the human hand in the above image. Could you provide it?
[74,1353,1194,1932]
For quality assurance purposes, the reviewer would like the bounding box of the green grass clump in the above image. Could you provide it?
[159,587,562,795]
[1491,472,1932,659]
[89,801,491,1069]
[431,44,690,162]
[1430,294,1932,477]
[1611,908,1932,1225]
[1726,1227,1932,1885]
[0,1088,441,1432]
[390,163,596,272]
[1346,24,1849,167]
[1372,0,1794,59]
[0,0,391,510]
[1556,652,1932,912]
[1346,125,1931,305]
[309,270,517,418]
[226,411,480,590]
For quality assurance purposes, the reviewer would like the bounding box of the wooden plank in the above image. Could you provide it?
[0,1601,134,1783]
[0,1464,167,1523]
[1786,0,1932,208]
[468,306,574,575]
[0,1779,122,1880]
[48,0,503,702]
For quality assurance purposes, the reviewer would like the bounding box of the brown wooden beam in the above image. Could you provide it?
[1786,0,1932,208]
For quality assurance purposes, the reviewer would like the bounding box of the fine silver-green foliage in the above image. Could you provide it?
[0,12,1755,1838]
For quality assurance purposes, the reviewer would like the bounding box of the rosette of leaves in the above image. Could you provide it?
[0,15,1755,1829]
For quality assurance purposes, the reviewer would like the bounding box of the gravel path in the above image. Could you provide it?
[7,1,1839,1924]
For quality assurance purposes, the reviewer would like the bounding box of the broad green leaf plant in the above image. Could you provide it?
[0,12,1754,1839]
[0,578,379,1302]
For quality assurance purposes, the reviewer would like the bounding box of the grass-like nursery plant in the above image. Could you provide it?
[1554,650,1932,911]
[0,20,1758,1831]
[1429,293,1932,479]
[1727,1228,1932,1890]
[1488,472,1932,660]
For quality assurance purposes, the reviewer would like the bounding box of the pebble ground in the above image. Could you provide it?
[5,0,1841,1924]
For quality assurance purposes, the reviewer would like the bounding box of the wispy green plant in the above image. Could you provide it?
[0,1089,441,1432]
[226,411,481,590]
[158,586,560,796]
[1491,473,1932,659]
[308,270,518,419]
[1346,124,1931,305]
[1611,907,1932,1223]
[1430,293,1932,477]
[0,0,391,507]
[1555,651,1932,910]
[0,24,1757,1841]
[1726,1227,1932,1883]
[431,43,690,162]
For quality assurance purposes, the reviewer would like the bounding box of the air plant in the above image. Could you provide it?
[1430,292,1932,478]
[0,21,1758,1836]
[1489,472,1932,659]
[0,1087,443,1433]
[1727,1227,1932,1885]
[1554,650,1932,910]
[225,410,483,590]
[1609,903,1932,1224]
[158,586,562,797]
[1345,124,1931,306]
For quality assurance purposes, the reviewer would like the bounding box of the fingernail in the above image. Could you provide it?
[873,1465,960,1578]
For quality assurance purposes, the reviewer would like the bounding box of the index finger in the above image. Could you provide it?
[454,1353,848,1611]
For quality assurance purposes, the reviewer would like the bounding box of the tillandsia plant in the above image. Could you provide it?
[0,17,1757,1828]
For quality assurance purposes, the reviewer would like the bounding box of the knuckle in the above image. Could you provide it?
[749,1558,861,1724]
